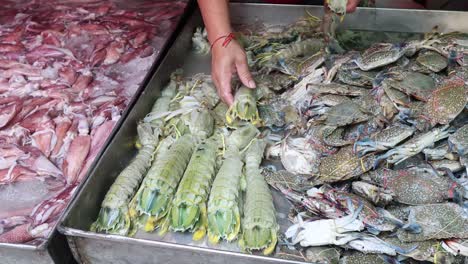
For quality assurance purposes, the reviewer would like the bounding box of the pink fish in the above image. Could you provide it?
[31,185,77,226]
[19,146,63,178]
[58,66,78,86]
[120,45,153,63]
[0,164,37,185]
[0,67,42,78]
[62,118,90,184]
[51,116,72,158]
[0,26,24,44]
[31,117,56,158]
[103,41,124,65]
[130,31,148,48]
[0,44,23,53]
[76,119,115,183]
[89,44,107,67]
[0,100,21,129]
[0,223,33,244]
[72,73,93,91]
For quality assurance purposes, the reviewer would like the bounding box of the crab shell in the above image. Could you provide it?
[355,44,407,71]
[382,236,442,262]
[425,79,467,125]
[449,124,468,156]
[397,203,468,242]
[385,71,436,101]
[339,252,389,264]
[305,246,342,263]
[318,101,370,127]
[317,146,374,183]
[416,50,448,72]
[361,168,457,205]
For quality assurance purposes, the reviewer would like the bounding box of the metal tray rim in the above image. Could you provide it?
[59,226,304,264]
[231,2,468,15]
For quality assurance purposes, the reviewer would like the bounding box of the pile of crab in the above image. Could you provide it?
[91,14,468,262]
[194,13,468,263]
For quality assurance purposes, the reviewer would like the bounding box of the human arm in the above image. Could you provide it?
[197,0,255,106]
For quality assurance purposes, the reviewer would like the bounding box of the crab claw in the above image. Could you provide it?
[379,255,402,264]
[373,151,393,169]
[353,138,377,157]
[391,244,418,255]
[440,167,466,204]
[401,209,422,234]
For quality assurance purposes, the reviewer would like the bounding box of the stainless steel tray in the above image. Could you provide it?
[0,2,194,264]
[59,3,468,264]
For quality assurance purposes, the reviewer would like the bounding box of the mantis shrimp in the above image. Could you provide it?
[90,123,158,235]
[239,138,279,255]
[131,110,215,232]
[131,134,195,232]
[143,71,181,131]
[207,124,259,243]
[226,86,261,126]
[161,135,219,240]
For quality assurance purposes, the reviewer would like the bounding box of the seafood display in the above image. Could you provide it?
[89,7,468,264]
[0,0,188,245]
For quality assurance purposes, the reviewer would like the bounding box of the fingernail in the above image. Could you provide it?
[248,80,256,88]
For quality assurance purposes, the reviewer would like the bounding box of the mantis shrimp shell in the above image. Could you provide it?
[207,146,243,243]
[207,125,258,243]
[90,123,158,235]
[132,134,195,232]
[165,136,219,240]
[226,86,260,126]
[239,138,279,255]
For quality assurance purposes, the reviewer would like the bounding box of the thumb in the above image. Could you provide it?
[235,58,256,89]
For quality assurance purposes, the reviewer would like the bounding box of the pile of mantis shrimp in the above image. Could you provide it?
[91,70,279,255]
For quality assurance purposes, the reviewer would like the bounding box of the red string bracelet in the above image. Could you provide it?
[210,33,236,51]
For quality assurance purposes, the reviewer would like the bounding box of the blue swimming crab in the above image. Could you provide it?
[423,141,459,160]
[374,125,451,166]
[354,124,415,157]
[317,185,419,234]
[416,50,448,72]
[353,43,409,71]
[314,101,371,127]
[359,167,463,205]
[383,71,436,102]
[317,146,374,183]
[396,203,468,242]
[337,68,377,87]
[285,201,365,247]
[424,78,467,126]
[449,124,468,156]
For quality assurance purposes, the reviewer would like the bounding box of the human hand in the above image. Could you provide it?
[346,0,361,13]
[211,39,255,106]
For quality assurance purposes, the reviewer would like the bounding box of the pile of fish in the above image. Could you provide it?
[92,13,468,264]
[0,0,187,245]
